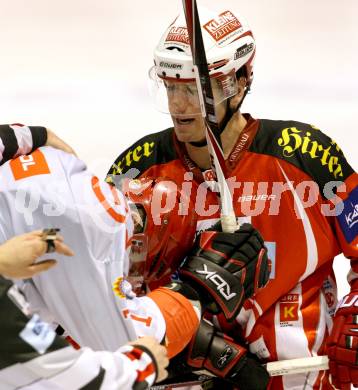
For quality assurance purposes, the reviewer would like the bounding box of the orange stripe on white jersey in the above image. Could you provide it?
[110,184,121,206]
[122,309,153,327]
[91,176,126,223]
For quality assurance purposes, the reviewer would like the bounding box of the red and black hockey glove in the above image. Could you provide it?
[186,319,269,390]
[178,223,270,321]
[327,286,358,389]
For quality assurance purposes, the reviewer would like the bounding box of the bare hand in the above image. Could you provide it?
[129,336,169,383]
[0,231,74,279]
[45,129,77,156]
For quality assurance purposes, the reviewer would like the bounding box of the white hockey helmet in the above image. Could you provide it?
[149,7,255,115]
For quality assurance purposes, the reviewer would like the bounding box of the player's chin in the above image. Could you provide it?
[172,117,205,142]
[174,127,203,143]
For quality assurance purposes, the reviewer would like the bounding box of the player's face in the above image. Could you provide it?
[165,79,227,143]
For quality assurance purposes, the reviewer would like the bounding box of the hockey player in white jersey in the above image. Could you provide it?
[0,146,200,352]
[0,144,271,389]
[0,125,172,389]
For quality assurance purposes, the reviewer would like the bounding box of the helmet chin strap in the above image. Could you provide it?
[188,98,236,147]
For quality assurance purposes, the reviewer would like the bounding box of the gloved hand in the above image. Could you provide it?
[178,223,270,321]
[327,287,358,389]
[186,319,269,390]
[129,336,169,383]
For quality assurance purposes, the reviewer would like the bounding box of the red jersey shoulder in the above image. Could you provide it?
[106,128,177,186]
[249,119,355,199]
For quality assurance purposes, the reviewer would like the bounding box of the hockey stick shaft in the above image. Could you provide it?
[182,0,237,233]
[194,355,329,379]
[149,356,329,388]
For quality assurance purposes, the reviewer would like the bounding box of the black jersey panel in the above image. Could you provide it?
[249,119,355,198]
[107,128,177,185]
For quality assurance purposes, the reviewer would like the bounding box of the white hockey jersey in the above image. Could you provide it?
[0,147,166,351]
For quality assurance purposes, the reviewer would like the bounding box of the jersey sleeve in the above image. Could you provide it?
[251,120,358,292]
[300,128,358,289]
[0,277,157,390]
[302,129,358,288]
[0,124,47,165]
[332,172,358,289]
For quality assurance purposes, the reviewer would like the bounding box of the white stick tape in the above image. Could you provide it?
[266,355,329,376]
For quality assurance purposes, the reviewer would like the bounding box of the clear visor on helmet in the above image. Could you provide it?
[148,66,239,117]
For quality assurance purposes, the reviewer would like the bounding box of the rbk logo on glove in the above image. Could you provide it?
[195,263,237,301]
[179,223,270,321]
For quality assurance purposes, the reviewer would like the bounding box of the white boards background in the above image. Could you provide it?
[0,0,357,299]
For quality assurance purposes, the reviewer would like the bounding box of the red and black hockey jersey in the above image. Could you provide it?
[108,115,358,389]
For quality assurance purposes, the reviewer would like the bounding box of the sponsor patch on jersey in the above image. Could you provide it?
[337,186,358,243]
[280,303,299,322]
[277,127,344,179]
[109,141,155,176]
[280,294,299,322]
[323,277,337,316]
[10,149,50,180]
[19,314,56,354]
[203,169,216,182]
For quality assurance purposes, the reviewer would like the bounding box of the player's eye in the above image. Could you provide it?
[164,81,175,92]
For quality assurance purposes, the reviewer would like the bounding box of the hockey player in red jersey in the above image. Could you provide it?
[107,6,358,389]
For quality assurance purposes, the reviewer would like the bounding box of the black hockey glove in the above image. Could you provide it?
[178,223,270,321]
[186,319,269,390]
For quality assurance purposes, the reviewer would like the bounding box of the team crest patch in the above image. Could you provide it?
[337,186,358,243]
[113,277,135,299]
